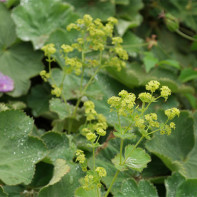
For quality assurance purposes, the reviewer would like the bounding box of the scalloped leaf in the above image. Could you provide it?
[165,172,185,197]
[64,0,115,20]
[49,98,74,120]
[75,187,98,197]
[27,84,52,117]
[0,4,43,97]
[114,179,158,197]
[116,0,143,27]
[41,132,76,163]
[46,159,70,186]
[12,0,78,49]
[0,186,7,197]
[38,164,84,197]
[165,172,197,197]
[146,111,197,178]
[0,110,47,185]
[124,145,151,172]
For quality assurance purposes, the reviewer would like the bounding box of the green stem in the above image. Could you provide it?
[176,29,197,42]
[97,187,100,197]
[104,170,120,197]
[119,139,124,164]
[93,147,96,171]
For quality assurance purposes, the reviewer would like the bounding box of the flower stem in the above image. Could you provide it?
[104,170,120,197]
[119,139,124,164]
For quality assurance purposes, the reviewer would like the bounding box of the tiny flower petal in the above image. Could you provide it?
[0,72,14,92]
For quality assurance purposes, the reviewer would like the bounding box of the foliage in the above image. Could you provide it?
[1,0,197,196]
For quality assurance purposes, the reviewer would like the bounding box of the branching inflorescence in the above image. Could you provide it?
[40,15,180,197]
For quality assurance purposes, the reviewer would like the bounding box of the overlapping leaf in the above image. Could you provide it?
[146,111,197,178]
[0,4,43,97]
[0,110,47,185]
[12,0,78,49]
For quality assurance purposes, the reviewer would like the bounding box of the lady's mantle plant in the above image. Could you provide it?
[76,80,179,197]
[40,15,180,197]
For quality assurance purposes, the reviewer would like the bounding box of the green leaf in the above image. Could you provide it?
[0,4,16,48]
[3,185,24,197]
[49,98,74,120]
[179,68,197,82]
[114,179,158,197]
[115,0,129,5]
[0,187,7,197]
[0,110,47,185]
[123,31,143,57]
[38,163,85,197]
[165,172,197,197]
[46,159,70,186]
[117,19,139,36]
[146,111,197,178]
[0,5,43,97]
[75,187,98,197]
[157,59,181,69]
[29,162,54,188]
[176,179,197,196]
[160,0,197,31]
[144,52,158,73]
[116,0,143,26]
[165,172,185,197]
[27,84,51,117]
[12,0,78,49]
[64,0,115,20]
[41,131,76,163]
[124,145,151,172]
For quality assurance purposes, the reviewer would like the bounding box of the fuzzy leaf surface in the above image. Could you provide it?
[0,110,47,185]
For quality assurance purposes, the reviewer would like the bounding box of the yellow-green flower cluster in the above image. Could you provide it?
[76,150,86,164]
[83,100,107,142]
[84,101,97,121]
[160,86,171,101]
[108,81,179,137]
[41,43,56,57]
[160,121,176,135]
[65,57,82,75]
[67,14,117,52]
[76,149,87,171]
[82,167,107,190]
[138,92,154,103]
[108,90,136,116]
[40,70,50,82]
[61,44,73,53]
[51,84,62,97]
[66,14,127,71]
[96,167,107,177]
[110,36,128,61]
[165,108,180,120]
[145,113,159,128]
[146,80,160,93]
[106,57,126,71]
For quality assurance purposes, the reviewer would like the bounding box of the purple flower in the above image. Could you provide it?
[0,0,6,2]
[0,72,14,92]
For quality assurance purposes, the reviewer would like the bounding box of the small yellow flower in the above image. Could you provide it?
[96,167,107,177]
